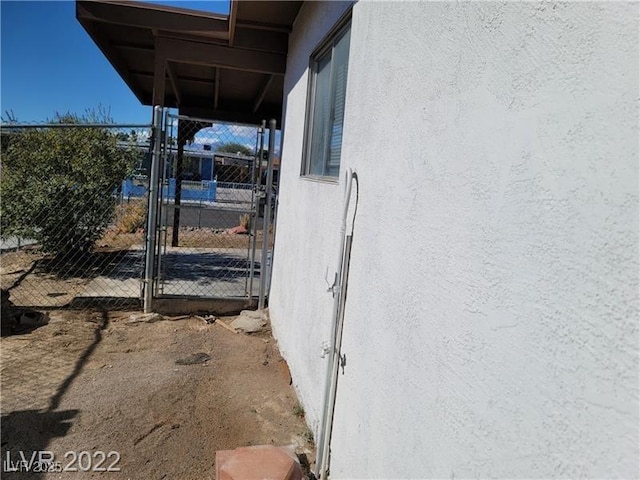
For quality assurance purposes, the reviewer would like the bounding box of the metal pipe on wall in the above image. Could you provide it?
[315,168,358,480]
[258,119,276,310]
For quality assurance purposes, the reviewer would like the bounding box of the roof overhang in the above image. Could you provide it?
[76,0,303,125]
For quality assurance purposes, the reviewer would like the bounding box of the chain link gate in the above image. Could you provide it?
[147,112,274,304]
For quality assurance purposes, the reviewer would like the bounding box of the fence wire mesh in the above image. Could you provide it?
[154,115,274,299]
[1,123,153,310]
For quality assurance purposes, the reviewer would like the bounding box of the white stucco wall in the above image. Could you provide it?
[269,0,355,436]
[270,2,639,478]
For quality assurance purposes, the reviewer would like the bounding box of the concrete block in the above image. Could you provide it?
[216,445,302,480]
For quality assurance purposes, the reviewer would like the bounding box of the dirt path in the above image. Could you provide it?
[1,310,313,479]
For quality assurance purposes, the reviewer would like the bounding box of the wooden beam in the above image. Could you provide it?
[228,0,238,47]
[214,68,220,110]
[235,19,292,33]
[130,70,153,78]
[179,105,281,128]
[131,70,219,89]
[152,46,167,107]
[77,1,228,37]
[166,62,182,107]
[110,41,153,52]
[158,36,286,75]
[176,75,213,86]
[253,74,274,113]
[233,28,288,54]
[154,29,288,55]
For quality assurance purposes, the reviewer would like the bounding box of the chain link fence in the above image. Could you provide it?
[1,113,278,317]
[153,114,275,299]
[1,122,153,311]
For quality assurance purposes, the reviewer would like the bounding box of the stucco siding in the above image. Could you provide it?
[270,1,639,478]
[270,0,354,435]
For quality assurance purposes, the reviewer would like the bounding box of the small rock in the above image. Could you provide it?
[46,292,66,298]
[279,359,292,385]
[126,313,163,324]
[230,310,267,333]
[48,312,66,324]
[227,225,248,235]
[241,309,267,320]
[196,315,216,324]
[175,352,211,365]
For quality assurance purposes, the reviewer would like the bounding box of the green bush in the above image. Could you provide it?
[1,113,138,257]
[217,141,253,156]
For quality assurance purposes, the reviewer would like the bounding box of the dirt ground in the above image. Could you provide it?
[1,310,314,479]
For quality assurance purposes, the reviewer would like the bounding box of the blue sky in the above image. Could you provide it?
[1,1,229,124]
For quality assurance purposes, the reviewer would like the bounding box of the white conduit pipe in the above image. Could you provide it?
[315,168,358,480]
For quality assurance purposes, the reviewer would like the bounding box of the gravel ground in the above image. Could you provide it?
[1,310,314,480]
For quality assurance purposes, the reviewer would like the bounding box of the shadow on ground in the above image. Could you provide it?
[0,312,108,478]
[34,250,259,284]
[36,250,143,281]
[1,409,79,479]
[162,252,261,284]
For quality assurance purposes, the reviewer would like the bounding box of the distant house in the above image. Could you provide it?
[164,143,218,181]
[125,140,257,184]
[121,144,262,204]
[213,151,256,184]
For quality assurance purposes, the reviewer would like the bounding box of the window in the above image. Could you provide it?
[302,20,351,178]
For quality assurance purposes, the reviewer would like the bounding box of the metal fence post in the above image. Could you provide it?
[248,121,265,301]
[155,108,170,295]
[258,119,276,310]
[143,106,163,313]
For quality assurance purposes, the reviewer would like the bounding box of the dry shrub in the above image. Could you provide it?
[239,213,251,230]
[115,201,146,233]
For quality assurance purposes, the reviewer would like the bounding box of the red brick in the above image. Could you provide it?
[216,445,303,480]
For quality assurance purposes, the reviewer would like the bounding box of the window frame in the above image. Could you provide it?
[301,14,352,180]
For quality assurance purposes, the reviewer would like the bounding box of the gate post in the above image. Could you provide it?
[143,106,163,313]
[248,121,266,301]
[258,119,277,310]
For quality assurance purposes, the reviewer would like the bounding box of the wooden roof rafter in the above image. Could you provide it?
[76,0,302,125]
